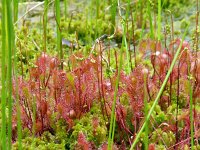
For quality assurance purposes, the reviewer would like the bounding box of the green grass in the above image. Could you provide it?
[147,0,154,39]
[157,0,162,40]
[55,0,62,68]
[13,0,22,149]
[188,56,194,150]
[1,0,14,149]
[143,71,148,150]
[43,0,48,52]
[1,0,7,149]
[108,33,124,150]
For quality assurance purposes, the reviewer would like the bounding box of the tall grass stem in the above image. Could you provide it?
[108,14,125,150]
[43,0,49,52]
[1,0,7,149]
[55,0,62,68]
[147,0,154,39]
[157,0,161,40]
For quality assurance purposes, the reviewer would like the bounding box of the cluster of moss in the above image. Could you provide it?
[12,136,66,150]
[12,102,108,150]
[60,8,112,45]
[69,102,107,149]
[12,114,69,150]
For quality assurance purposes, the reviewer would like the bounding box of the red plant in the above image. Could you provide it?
[75,132,92,150]
[12,52,100,137]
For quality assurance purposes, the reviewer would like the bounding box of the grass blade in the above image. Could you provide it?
[147,0,154,39]
[157,0,161,40]
[6,0,14,149]
[43,0,49,52]
[55,0,62,68]
[1,0,7,149]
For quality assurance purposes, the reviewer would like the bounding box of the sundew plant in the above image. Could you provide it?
[0,0,200,150]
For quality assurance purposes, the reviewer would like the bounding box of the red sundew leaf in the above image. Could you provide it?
[30,67,40,79]
[99,143,108,150]
[36,53,51,73]
[35,120,43,133]
[49,57,59,71]
[39,100,48,117]
[92,117,99,129]
[76,132,92,150]
[148,143,155,150]
[155,41,162,51]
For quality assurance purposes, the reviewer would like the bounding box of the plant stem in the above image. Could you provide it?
[96,0,100,39]
[108,14,125,150]
[119,0,130,73]
[43,0,48,52]
[13,0,19,23]
[188,51,194,149]
[143,71,148,150]
[55,0,62,69]
[13,0,22,149]
[147,0,154,39]
[64,0,67,20]
[157,0,161,40]
[1,0,7,149]
[110,0,117,33]
[6,0,14,149]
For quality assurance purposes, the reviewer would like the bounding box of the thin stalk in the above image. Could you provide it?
[13,0,22,149]
[130,11,137,67]
[175,61,180,149]
[1,0,7,149]
[119,0,130,73]
[127,21,133,71]
[138,0,143,28]
[157,0,161,40]
[108,22,125,150]
[14,78,22,150]
[64,0,67,20]
[55,0,62,68]
[13,0,19,23]
[32,95,37,136]
[187,54,194,149]
[110,0,117,32]
[43,0,49,52]
[170,11,174,107]
[111,113,116,145]
[147,0,154,39]
[127,0,132,71]
[99,42,109,120]
[139,13,146,43]
[196,0,199,54]
[95,0,100,39]
[129,26,189,150]
[6,0,14,149]
[143,71,148,150]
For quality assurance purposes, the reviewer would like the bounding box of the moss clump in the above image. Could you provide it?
[150,128,175,147]
[13,113,69,150]
[69,102,107,149]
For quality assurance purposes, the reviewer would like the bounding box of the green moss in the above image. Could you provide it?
[70,102,107,149]
[150,128,175,147]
